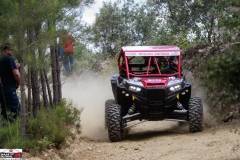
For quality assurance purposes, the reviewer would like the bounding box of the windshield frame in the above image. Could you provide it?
[118,50,182,79]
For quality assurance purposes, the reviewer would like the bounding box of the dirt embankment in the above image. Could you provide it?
[29,71,240,160]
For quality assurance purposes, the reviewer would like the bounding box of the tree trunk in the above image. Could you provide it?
[31,68,40,117]
[49,19,62,105]
[18,0,26,136]
[56,46,62,102]
[27,68,32,113]
[19,66,27,136]
[50,46,58,105]
[28,29,40,117]
[40,70,49,108]
[38,45,49,108]
[44,69,53,106]
[207,15,215,44]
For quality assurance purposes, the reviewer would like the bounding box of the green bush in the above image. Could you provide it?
[0,101,79,153]
[27,101,79,149]
[201,44,240,115]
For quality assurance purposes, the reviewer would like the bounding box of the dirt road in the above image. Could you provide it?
[31,121,240,160]
[78,123,240,160]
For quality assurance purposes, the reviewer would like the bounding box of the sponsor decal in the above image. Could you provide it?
[0,149,22,160]
[125,51,180,56]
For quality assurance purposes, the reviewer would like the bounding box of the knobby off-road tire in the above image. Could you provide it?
[188,97,203,132]
[105,99,124,142]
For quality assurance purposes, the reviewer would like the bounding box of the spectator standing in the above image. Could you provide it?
[0,43,21,120]
[63,33,75,74]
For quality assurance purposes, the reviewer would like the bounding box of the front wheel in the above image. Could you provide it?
[105,99,124,142]
[188,97,203,132]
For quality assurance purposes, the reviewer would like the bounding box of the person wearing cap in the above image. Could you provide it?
[0,43,21,120]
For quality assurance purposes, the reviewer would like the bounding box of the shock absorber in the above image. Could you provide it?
[176,94,187,111]
[128,95,137,115]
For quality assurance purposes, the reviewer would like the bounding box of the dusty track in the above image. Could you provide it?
[30,121,240,160]
[75,122,240,160]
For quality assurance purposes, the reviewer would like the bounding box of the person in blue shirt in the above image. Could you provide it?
[0,43,21,120]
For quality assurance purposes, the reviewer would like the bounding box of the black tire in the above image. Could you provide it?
[105,99,116,128]
[188,97,203,132]
[105,99,123,142]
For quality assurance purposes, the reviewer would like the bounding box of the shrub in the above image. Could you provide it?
[0,101,79,153]
[201,44,240,116]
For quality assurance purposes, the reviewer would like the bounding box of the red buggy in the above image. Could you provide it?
[105,46,203,142]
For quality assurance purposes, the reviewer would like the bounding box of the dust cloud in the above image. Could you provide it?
[184,71,216,126]
[62,71,114,141]
[62,70,215,141]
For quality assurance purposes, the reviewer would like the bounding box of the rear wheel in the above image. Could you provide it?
[105,99,124,142]
[188,97,203,132]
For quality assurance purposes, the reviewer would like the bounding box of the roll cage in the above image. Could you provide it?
[118,46,182,79]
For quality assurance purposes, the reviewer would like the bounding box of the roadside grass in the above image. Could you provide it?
[0,101,80,154]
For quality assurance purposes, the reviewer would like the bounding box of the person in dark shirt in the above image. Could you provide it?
[0,43,21,120]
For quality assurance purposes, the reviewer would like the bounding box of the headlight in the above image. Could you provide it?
[129,86,142,92]
[169,84,181,92]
